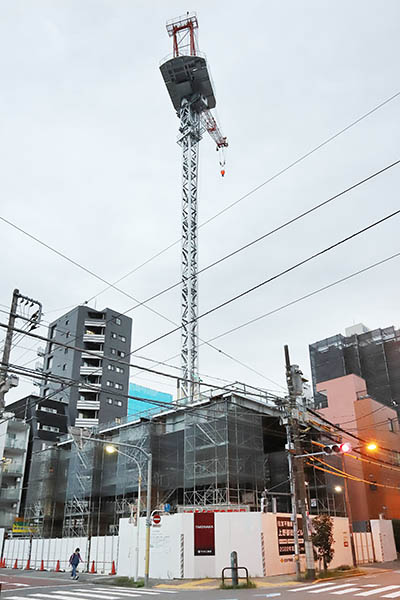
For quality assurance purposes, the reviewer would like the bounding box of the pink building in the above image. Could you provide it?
[316,374,400,521]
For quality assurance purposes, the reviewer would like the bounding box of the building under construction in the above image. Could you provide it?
[20,388,345,538]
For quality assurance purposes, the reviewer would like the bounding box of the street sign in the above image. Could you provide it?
[164,503,171,513]
[153,513,161,525]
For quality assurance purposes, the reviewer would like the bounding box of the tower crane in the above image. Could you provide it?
[160,12,228,404]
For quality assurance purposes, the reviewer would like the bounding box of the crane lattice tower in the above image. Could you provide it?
[160,13,228,404]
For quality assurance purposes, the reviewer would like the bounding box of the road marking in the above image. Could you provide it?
[30,596,111,600]
[254,595,281,598]
[382,592,400,599]
[331,588,362,595]
[0,582,29,587]
[290,583,343,592]
[75,592,142,598]
[58,592,125,599]
[355,587,400,597]
[30,595,120,600]
[309,584,358,594]
[91,588,160,595]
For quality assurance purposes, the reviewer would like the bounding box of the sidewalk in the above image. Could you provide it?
[2,559,398,591]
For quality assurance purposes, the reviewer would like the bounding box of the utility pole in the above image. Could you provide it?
[0,289,20,416]
[284,345,316,580]
[0,288,42,416]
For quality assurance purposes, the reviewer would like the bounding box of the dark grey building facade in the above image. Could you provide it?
[309,325,400,411]
[40,305,132,428]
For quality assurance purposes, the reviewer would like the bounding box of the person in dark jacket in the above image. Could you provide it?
[69,548,82,580]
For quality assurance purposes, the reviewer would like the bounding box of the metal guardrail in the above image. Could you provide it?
[221,566,249,586]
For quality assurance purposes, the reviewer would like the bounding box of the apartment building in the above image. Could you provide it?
[40,305,132,429]
[0,414,29,529]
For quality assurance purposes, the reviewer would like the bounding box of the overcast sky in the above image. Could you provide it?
[1,0,400,405]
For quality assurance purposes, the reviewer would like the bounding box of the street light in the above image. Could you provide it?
[366,442,378,452]
[71,435,152,586]
[106,444,142,583]
[334,485,343,493]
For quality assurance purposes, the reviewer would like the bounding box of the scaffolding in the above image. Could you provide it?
[21,392,343,537]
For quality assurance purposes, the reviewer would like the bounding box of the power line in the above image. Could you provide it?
[131,208,400,354]
[82,89,400,305]
[0,322,278,404]
[93,159,400,322]
[2,162,399,391]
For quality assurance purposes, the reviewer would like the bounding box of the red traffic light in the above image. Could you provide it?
[323,442,352,455]
[340,442,352,453]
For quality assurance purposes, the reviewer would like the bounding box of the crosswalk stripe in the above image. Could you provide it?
[93,589,160,595]
[289,583,343,592]
[90,588,159,595]
[59,592,124,599]
[331,588,362,595]
[309,584,357,594]
[382,592,400,598]
[75,591,141,598]
[355,587,400,596]
[0,581,29,586]
[29,596,107,600]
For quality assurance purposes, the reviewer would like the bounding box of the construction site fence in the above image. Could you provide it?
[1,535,118,574]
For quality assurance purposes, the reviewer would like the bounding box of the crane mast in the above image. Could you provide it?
[160,12,228,404]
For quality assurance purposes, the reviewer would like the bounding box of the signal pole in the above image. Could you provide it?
[284,345,316,580]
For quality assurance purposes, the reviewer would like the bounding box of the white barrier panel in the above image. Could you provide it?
[371,519,397,562]
[89,535,118,574]
[354,531,374,564]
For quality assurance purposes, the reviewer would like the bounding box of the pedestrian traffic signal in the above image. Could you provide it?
[323,442,352,455]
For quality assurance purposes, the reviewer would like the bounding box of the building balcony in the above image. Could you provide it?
[79,384,101,394]
[84,319,106,328]
[83,334,105,344]
[80,366,102,376]
[1,465,24,478]
[4,436,26,452]
[75,417,99,428]
[77,400,100,411]
[82,352,103,359]
[0,488,20,503]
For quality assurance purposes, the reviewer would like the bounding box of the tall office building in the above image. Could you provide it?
[309,323,400,411]
[40,305,132,428]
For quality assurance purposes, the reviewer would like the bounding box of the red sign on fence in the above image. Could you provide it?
[194,512,215,556]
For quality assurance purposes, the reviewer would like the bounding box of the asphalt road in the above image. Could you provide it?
[1,569,400,600]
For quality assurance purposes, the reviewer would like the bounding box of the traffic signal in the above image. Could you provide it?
[323,442,352,455]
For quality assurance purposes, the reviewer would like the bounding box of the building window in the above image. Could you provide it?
[115,383,123,390]
[114,317,121,326]
[65,331,70,338]
[110,348,116,355]
[115,417,121,424]
[41,425,59,433]
[389,418,395,432]
[50,325,56,339]
[116,366,124,374]
[118,335,126,343]
[39,406,57,415]
[46,356,53,370]
[111,332,117,339]
[106,381,114,387]
[107,364,115,371]
[116,400,123,407]
[62,364,66,371]
[107,398,113,405]
[117,351,126,358]
[64,348,68,354]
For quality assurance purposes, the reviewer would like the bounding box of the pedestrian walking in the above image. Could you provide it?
[69,548,82,580]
